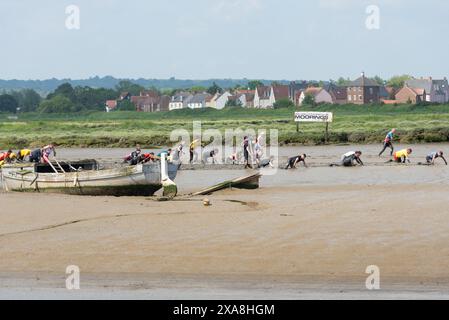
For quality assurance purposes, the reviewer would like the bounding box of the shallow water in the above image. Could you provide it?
[2,144,449,193]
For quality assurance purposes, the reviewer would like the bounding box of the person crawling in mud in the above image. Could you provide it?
[0,149,16,166]
[124,145,142,165]
[259,156,274,168]
[16,149,31,162]
[331,151,363,167]
[391,148,412,164]
[29,144,56,164]
[426,151,447,165]
[285,154,307,169]
[140,152,158,163]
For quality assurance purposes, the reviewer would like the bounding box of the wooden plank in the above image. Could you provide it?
[191,172,262,196]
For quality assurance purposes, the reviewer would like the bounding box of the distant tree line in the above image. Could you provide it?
[0,75,417,113]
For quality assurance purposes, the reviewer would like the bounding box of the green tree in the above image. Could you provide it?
[207,82,222,95]
[37,95,75,113]
[0,94,19,113]
[247,80,263,90]
[387,75,413,89]
[115,80,145,96]
[336,77,350,86]
[20,89,42,112]
[47,83,76,102]
[190,86,207,93]
[225,99,243,108]
[117,100,136,111]
[74,86,117,111]
[273,98,294,109]
[372,75,385,86]
[302,94,315,106]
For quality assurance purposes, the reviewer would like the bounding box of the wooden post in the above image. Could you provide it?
[296,122,299,133]
[325,122,329,144]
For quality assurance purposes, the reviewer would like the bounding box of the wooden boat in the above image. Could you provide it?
[1,158,178,196]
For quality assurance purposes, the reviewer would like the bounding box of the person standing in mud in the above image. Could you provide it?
[243,136,251,169]
[379,128,396,157]
[202,149,218,164]
[189,140,199,164]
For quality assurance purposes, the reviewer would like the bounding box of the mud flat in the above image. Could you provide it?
[1,144,449,299]
[2,178,449,299]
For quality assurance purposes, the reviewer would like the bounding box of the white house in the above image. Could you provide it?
[213,91,232,109]
[187,93,211,109]
[169,92,192,111]
[254,86,275,108]
[299,87,333,105]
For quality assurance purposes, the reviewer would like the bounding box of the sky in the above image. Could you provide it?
[1,0,448,80]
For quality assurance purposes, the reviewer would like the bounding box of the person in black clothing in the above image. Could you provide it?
[243,136,252,169]
[339,151,364,167]
[285,154,307,169]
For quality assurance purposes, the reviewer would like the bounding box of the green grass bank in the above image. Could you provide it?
[1,104,449,149]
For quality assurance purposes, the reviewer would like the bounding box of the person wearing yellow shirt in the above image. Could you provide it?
[17,149,31,162]
[393,148,412,163]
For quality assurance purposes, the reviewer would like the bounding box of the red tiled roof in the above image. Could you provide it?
[272,85,289,100]
[105,100,117,109]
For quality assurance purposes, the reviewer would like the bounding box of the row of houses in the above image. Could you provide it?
[105,73,449,112]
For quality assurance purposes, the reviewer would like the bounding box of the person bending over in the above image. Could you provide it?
[393,148,412,164]
[285,154,307,169]
[426,151,447,165]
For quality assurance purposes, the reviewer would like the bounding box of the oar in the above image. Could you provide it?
[53,158,66,173]
[46,160,59,174]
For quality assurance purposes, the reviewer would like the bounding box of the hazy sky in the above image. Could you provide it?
[1,0,448,80]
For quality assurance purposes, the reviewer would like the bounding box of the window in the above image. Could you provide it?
[369,88,373,95]
[348,95,352,101]
[359,95,363,100]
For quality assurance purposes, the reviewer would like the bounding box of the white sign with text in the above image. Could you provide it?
[294,112,333,123]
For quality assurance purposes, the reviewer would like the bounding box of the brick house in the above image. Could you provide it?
[395,87,426,104]
[346,72,381,104]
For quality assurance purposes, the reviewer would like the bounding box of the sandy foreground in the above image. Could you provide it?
[1,183,449,299]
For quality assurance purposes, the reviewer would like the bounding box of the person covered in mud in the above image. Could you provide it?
[29,144,56,164]
[0,149,14,166]
[16,149,31,162]
[243,136,252,169]
[426,151,447,165]
[340,151,364,167]
[285,154,307,169]
[157,148,172,161]
[189,139,199,164]
[259,156,275,168]
[378,128,396,157]
[140,152,158,163]
[124,145,142,165]
[172,142,185,162]
[41,144,57,164]
[202,149,219,164]
[392,148,412,164]
[253,135,263,167]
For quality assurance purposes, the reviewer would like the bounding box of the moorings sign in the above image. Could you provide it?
[294,112,333,123]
